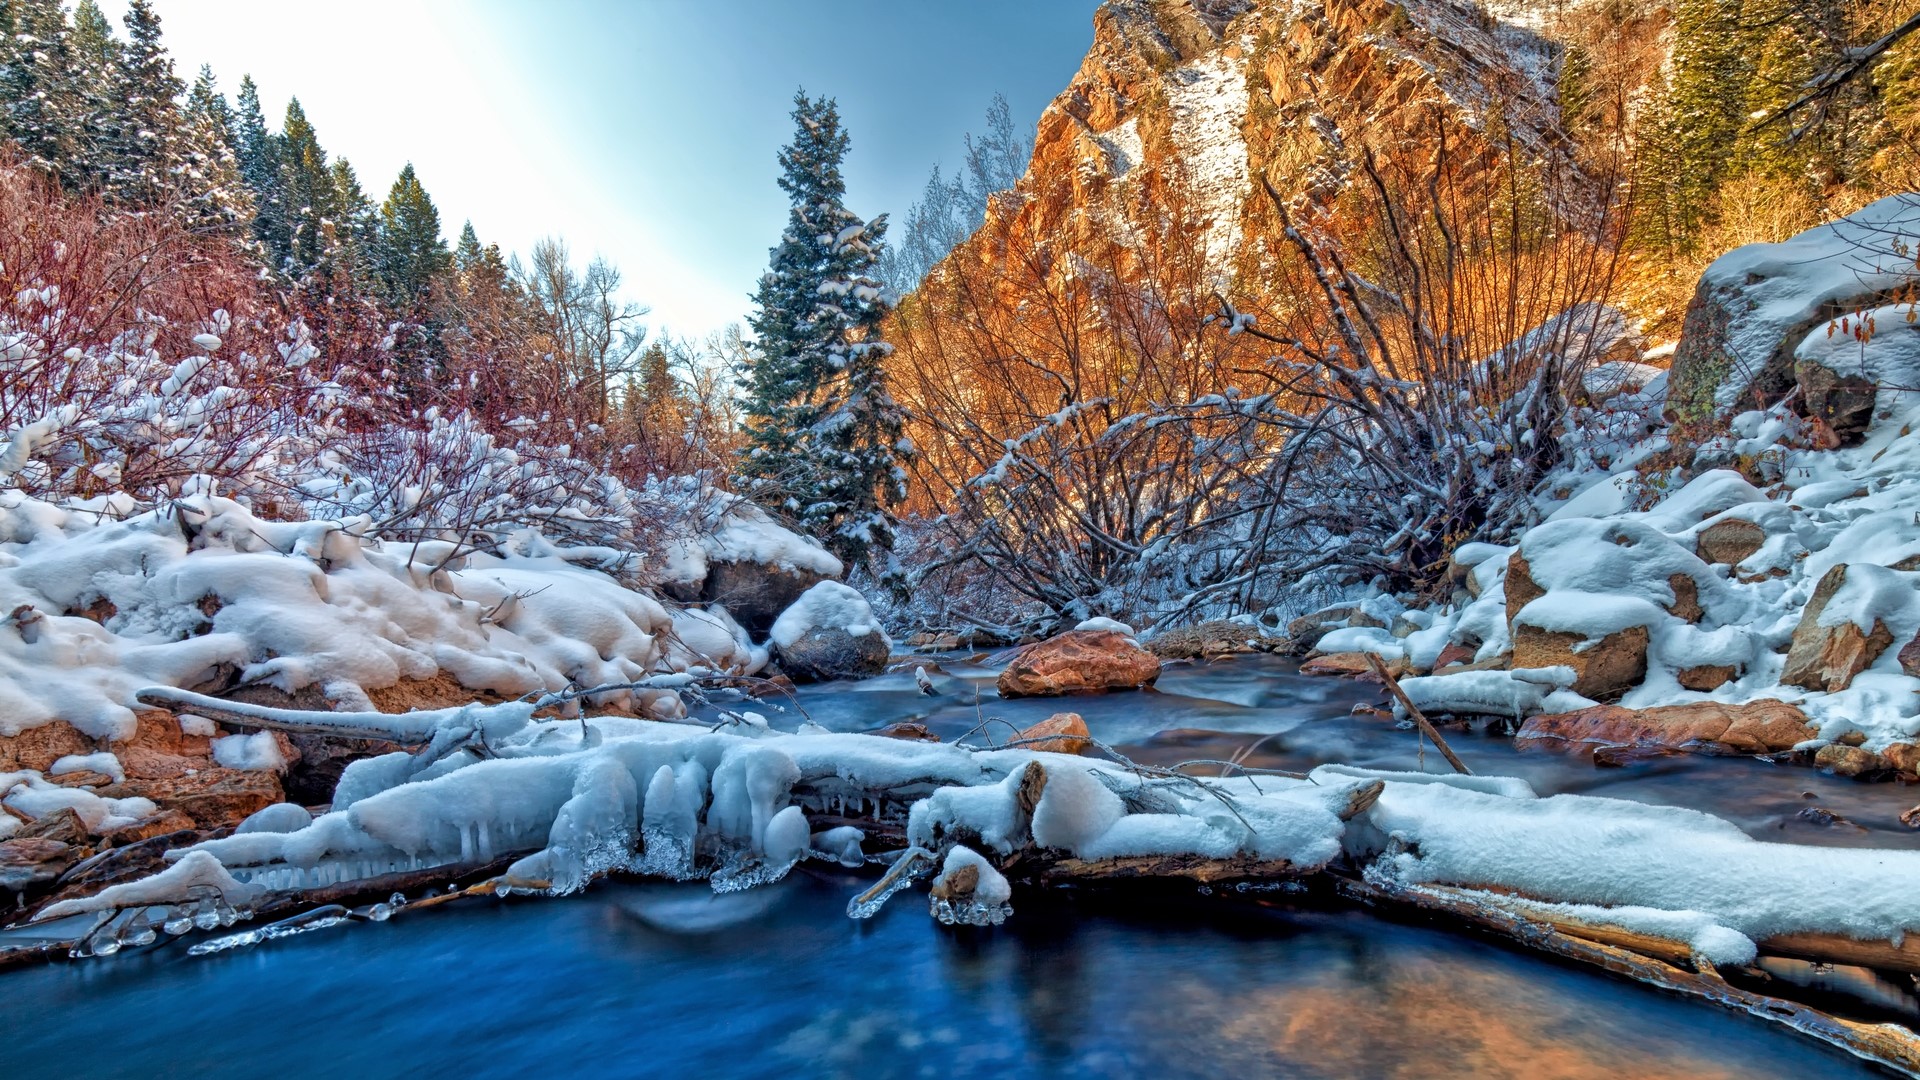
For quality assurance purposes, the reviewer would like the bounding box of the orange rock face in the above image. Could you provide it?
[1518,701,1815,755]
[1781,565,1892,692]
[1510,624,1649,700]
[1014,712,1094,754]
[99,768,285,829]
[997,631,1161,698]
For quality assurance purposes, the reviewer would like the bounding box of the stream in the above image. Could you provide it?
[7,654,1918,1078]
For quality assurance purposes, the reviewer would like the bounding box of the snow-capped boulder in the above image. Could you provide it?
[1780,564,1896,693]
[997,630,1161,698]
[655,493,844,638]
[1792,301,1920,447]
[769,581,890,683]
[1692,516,1766,568]
[1667,194,1920,416]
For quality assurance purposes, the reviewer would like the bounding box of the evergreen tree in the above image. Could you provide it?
[279,97,336,275]
[0,0,78,181]
[740,91,907,569]
[375,162,450,306]
[1641,0,1756,249]
[64,0,120,190]
[177,65,252,231]
[328,156,381,284]
[110,0,184,205]
[233,75,290,264]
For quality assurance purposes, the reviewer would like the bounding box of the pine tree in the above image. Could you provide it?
[65,0,121,191]
[328,157,381,284]
[279,97,337,276]
[740,91,908,569]
[233,75,290,265]
[375,163,450,307]
[110,0,185,205]
[177,65,252,231]
[0,0,79,181]
[1641,0,1756,249]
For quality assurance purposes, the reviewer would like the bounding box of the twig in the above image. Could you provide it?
[1364,653,1471,775]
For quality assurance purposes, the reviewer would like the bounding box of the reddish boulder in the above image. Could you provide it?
[1518,700,1815,755]
[1013,712,1093,754]
[872,722,940,742]
[996,630,1160,698]
[0,720,93,773]
[1300,652,1411,681]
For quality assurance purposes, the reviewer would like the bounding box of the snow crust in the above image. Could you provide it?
[769,580,887,651]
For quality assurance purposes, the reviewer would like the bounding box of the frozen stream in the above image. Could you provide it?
[7,654,1918,1077]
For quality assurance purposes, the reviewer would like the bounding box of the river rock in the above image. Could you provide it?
[1299,652,1411,681]
[1510,624,1648,700]
[17,806,89,845]
[997,630,1160,698]
[775,626,890,683]
[1781,565,1892,692]
[872,722,940,742]
[1694,517,1766,567]
[1013,712,1093,754]
[1518,700,1815,755]
[1814,743,1889,777]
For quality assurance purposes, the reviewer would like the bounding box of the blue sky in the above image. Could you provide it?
[111,0,1101,340]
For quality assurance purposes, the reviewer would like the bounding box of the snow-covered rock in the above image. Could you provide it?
[769,581,890,683]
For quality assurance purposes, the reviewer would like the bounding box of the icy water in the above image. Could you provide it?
[8,653,1918,1078]
[2,874,1894,1079]
[804,654,1920,847]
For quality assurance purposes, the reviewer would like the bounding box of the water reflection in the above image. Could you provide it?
[5,875,1885,1078]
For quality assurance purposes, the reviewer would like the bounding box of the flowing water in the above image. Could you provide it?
[7,654,1918,1078]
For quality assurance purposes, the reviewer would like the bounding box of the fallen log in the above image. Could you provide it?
[1342,876,1920,1077]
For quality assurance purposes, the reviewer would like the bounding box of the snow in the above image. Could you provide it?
[769,580,887,651]
[212,731,286,772]
[1074,616,1135,636]
[2,769,155,833]
[35,850,260,921]
[1163,48,1250,271]
[1029,763,1124,853]
[49,751,124,783]
[1696,195,1920,408]
[1359,777,1920,954]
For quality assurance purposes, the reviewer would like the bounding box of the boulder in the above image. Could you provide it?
[17,806,88,845]
[1432,642,1478,670]
[1666,574,1703,623]
[0,720,93,773]
[1299,652,1411,681]
[1510,624,1648,700]
[1780,564,1892,692]
[1814,743,1889,777]
[770,581,891,683]
[282,733,407,807]
[697,560,829,640]
[1503,553,1545,624]
[1695,517,1765,567]
[99,768,284,830]
[1676,664,1738,692]
[97,809,198,847]
[775,627,890,683]
[997,630,1161,698]
[1883,742,1920,778]
[1665,197,1919,417]
[1796,358,1879,445]
[872,722,940,742]
[1898,629,1920,678]
[1518,700,1815,755]
[1013,712,1093,754]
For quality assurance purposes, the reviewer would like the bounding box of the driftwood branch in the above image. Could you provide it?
[1364,653,1472,774]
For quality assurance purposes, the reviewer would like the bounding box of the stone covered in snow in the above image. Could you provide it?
[769,581,890,683]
